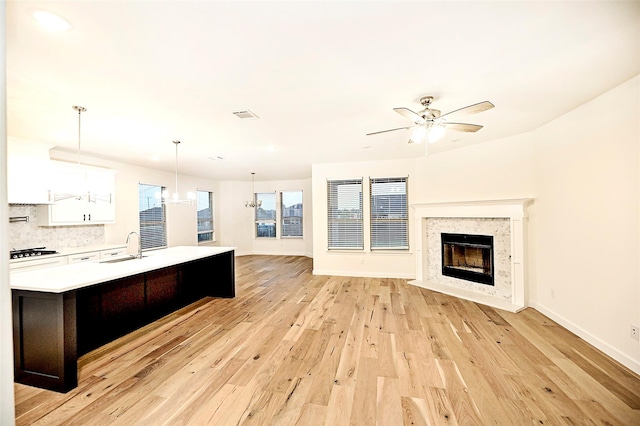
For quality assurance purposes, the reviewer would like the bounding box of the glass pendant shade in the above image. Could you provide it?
[427,124,446,143]
[409,126,427,143]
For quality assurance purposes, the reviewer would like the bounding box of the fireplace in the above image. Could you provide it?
[441,233,494,286]
[410,199,532,313]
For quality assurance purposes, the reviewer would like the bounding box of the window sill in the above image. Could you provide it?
[326,249,413,255]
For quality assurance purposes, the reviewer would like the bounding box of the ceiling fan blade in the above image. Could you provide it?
[439,101,494,120]
[393,107,423,123]
[443,122,483,132]
[366,125,414,136]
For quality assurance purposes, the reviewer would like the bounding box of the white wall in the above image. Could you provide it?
[36,149,314,258]
[312,158,417,278]
[49,149,220,249]
[312,136,535,279]
[0,2,17,420]
[310,76,640,373]
[530,75,640,372]
[217,178,313,257]
[414,132,535,203]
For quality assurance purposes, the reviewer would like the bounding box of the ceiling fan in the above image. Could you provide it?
[367,96,494,144]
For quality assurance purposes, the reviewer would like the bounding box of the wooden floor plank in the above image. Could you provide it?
[12,255,640,425]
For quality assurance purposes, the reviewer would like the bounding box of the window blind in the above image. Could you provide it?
[327,179,363,250]
[370,177,408,250]
[139,183,167,250]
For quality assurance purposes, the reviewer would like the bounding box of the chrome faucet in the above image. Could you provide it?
[126,231,142,259]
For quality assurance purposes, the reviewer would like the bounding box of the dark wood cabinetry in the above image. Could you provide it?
[12,291,77,392]
[13,250,235,392]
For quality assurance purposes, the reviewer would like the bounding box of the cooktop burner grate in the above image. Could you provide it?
[10,247,59,259]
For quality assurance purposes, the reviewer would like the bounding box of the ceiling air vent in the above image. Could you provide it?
[232,110,259,120]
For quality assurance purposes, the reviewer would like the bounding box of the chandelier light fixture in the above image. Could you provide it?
[245,172,262,208]
[161,140,195,205]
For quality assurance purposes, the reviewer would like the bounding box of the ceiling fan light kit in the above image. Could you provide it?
[426,124,446,143]
[409,126,428,144]
[367,95,494,145]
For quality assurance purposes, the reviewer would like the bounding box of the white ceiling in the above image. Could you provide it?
[6,1,639,181]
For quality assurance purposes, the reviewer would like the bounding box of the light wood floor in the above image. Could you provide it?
[14,255,640,425]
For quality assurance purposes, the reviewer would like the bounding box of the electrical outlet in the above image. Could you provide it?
[631,325,639,341]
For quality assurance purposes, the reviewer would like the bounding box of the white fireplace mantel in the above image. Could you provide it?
[410,198,533,312]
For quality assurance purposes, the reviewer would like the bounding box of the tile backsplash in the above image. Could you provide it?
[8,205,105,251]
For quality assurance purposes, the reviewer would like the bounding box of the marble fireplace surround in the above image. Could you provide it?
[410,199,533,313]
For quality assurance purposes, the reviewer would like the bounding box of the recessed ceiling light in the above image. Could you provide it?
[151,155,162,161]
[208,156,224,161]
[33,10,72,32]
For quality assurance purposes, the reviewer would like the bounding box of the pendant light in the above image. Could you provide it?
[244,172,262,208]
[161,140,195,205]
[53,106,113,203]
[54,105,91,202]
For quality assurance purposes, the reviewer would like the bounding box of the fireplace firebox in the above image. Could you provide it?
[441,233,494,286]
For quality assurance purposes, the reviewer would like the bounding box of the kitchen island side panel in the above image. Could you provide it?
[180,250,235,299]
[12,249,235,392]
[12,290,77,393]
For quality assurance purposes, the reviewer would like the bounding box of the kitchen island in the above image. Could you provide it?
[11,246,235,392]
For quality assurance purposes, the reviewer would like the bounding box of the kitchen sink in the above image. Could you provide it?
[100,255,147,263]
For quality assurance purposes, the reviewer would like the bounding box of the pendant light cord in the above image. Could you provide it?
[78,109,81,165]
[73,105,86,166]
[173,140,180,195]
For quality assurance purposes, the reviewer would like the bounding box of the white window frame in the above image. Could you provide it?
[255,192,277,238]
[281,190,303,239]
[369,176,409,250]
[196,189,215,243]
[327,178,364,250]
[138,183,167,251]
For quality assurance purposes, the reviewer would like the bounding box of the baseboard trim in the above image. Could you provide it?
[235,251,312,258]
[312,269,415,279]
[530,301,640,376]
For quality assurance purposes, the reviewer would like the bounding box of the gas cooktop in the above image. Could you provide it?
[10,247,59,259]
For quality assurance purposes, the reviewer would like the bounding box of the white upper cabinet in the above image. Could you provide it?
[36,161,116,226]
[7,138,55,204]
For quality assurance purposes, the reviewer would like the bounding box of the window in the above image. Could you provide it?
[255,192,276,238]
[197,190,214,243]
[281,191,303,238]
[327,179,363,249]
[139,183,167,250]
[370,177,408,250]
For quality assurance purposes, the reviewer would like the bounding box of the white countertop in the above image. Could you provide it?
[10,246,235,293]
[10,244,127,265]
